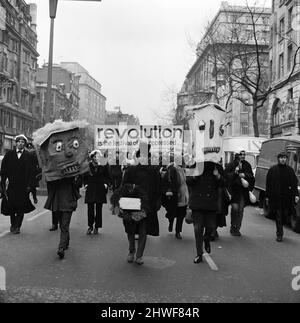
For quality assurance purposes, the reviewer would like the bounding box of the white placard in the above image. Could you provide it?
[119,197,141,210]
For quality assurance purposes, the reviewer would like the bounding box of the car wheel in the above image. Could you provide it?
[291,205,300,233]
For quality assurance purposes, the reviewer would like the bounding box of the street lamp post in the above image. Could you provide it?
[45,0,58,124]
[45,0,101,124]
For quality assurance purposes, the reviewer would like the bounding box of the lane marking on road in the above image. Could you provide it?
[0,230,10,238]
[0,266,6,290]
[203,253,219,271]
[26,210,50,222]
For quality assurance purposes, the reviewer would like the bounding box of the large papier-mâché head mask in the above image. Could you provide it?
[33,120,89,182]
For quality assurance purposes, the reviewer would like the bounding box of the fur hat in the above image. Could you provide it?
[15,134,28,143]
[32,119,89,146]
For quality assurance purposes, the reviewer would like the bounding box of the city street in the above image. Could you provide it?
[0,191,300,303]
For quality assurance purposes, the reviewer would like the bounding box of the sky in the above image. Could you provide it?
[28,0,271,124]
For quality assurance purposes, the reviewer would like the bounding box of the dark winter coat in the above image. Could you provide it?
[28,149,42,188]
[0,149,35,215]
[225,159,254,205]
[266,164,298,211]
[45,177,82,212]
[122,163,161,236]
[83,162,110,204]
[161,164,179,209]
[187,162,225,212]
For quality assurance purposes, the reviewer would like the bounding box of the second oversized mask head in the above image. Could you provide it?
[33,120,89,182]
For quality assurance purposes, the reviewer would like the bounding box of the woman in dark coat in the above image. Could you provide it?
[84,150,110,235]
[121,144,161,265]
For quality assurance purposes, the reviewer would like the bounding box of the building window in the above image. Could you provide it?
[279,17,285,40]
[279,53,284,78]
[288,6,293,31]
[287,44,293,71]
[288,88,293,102]
[240,112,249,135]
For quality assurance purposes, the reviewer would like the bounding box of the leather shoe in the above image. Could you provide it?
[276,236,283,242]
[204,239,211,254]
[57,248,65,259]
[10,225,15,233]
[168,222,173,232]
[49,225,58,231]
[127,252,135,263]
[13,227,20,234]
[194,255,202,263]
[86,227,93,235]
[135,257,144,265]
[175,232,182,239]
[93,228,98,235]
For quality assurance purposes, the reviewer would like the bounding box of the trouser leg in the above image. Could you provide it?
[52,211,59,226]
[10,214,17,229]
[136,220,147,259]
[175,206,186,234]
[204,213,217,241]
[15,212,24,229]
[87,203,95,228]
[236,196,245,231]
[127,232,136,253]
[58,212,72,250]
[95,203,103,229]
[192,211,205,256]
[275,207,284,237]
[230,203,239,231]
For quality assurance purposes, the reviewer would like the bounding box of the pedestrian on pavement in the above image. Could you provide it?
[120,142,161,265]
[32,119,89,259]
[108,151,123,192]
[161,155,189,239]
[26,142,42,204]
[84,150,110,235]
[0,134,35,234]
[265,151,299,242]
[187,161,225,263]
[225,150,255,236]
[161,155,179,234]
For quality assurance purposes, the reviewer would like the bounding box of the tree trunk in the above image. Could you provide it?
[252,99,259,137]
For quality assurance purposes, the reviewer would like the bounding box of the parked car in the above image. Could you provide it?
[254,136,300,233]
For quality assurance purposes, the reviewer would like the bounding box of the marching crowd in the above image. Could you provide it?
[0,134,299,264]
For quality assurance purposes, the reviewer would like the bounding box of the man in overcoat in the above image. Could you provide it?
[0,134,35,234]
[265,151,299,242]
[33,120,89,259]
[225,150,254,236]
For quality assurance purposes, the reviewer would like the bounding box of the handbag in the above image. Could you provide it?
[241,178,249,188]
[184,207,193,224]
[121,209,147,222]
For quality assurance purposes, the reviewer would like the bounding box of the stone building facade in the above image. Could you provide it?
[177,1,271,137]
[35,64,80,127]
[60,62,106,147]
[0,0,38,154]
[268,0,300,137]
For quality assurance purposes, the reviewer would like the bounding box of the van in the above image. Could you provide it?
[222,136,266,175]
[254,136,300,233]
